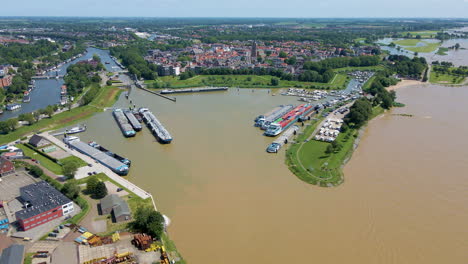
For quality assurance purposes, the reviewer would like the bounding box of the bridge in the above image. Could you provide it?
[32,75,65,80]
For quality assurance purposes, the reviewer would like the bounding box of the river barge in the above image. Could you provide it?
[123,110,142,131]
[160,87,228,94]
[63,136,129,176]
[265,104,314,137]
[88,141,131,166]
[113,109,136,137]
[139,108,173,143]
[260,105,294,130]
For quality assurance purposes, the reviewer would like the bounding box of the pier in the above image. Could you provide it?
[136,85,177,102]
[160,87,228,94]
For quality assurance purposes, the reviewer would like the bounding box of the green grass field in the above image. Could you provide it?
[430,72,466,84]
[59,155,87,167]
[436,47,449,55]
[394,39,441,53]
[286,106,383,187]
[146,73,351,90]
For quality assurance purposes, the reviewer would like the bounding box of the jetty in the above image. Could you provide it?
[267,125,300,153]
[136,84,177,102]
[160,87,228,94]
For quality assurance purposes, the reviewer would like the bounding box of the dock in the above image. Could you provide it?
[267,125,300,153]
[160,87,228,94]
[139,108,173,144]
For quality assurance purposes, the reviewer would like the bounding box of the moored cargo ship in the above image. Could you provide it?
[88,141,131,166]
[260,104,294,130]
[123,110,142,131]
[139,108,173,143]
[113,109,136,137]
[264,104,314,137]
[63,136,129,176]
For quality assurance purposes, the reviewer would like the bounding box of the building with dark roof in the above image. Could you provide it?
[0,244,25,264]
[28,134,50,148]
[0,157,15,176]
[100,194,131,223]
[15,181,73,231]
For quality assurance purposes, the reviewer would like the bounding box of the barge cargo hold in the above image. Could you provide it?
[255,106,282,127]
[88,141,131,166]
[160,87,228,94]
[139,108,173,144]
[124,110,142,131]
[63,136,129,175]
[113,109,136,137]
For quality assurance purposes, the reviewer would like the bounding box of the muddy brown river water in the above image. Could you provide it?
[76,85,467,264]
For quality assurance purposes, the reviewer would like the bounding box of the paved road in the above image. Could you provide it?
[41,132,154,203]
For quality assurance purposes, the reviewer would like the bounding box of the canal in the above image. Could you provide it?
[72,82,467,263]
[0,47,121,121]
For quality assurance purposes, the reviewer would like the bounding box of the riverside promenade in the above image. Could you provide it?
[41,132,158,210]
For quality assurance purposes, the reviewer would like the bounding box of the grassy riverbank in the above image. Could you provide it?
[145,73,351,89]
[0,85,122,145]
[286,106,384,187]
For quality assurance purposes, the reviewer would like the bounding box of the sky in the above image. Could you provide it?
[3,0,468,18]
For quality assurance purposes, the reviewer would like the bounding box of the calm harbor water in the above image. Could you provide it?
[0,48,121,121]
[74,84,467,263]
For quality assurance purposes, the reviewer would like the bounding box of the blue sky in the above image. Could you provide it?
[3,0,468,17]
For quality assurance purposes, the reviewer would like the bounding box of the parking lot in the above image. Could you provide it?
[0,171,38,202]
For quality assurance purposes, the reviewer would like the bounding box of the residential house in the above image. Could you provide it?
[0,157,15,176]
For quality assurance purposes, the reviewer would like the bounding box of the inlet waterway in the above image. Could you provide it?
[72,83,467,263]
[0,48,121,121]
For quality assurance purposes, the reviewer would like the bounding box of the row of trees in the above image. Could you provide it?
[0,104,58,134]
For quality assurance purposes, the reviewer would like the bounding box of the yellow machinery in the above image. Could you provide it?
[145,243,161,252]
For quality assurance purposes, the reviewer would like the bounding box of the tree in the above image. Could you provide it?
[325,145,333,155]
[29,165,44,177]
[279,51,287,58]
[93,181,108,199]
[33,111,41,122]
[0,122,10,134]
[19,113,35,125]
[62,160,79,179]
[131,206,165,239]
[86,176,99,193]
[62,180,80,199]
[270,77,279,86]
[106,80,112,86]
[6,118,18,131]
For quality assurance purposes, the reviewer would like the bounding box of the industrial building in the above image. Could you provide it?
[15,181,73,231]
[100,194,131,223]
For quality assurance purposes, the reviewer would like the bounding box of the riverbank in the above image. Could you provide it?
[386,79,425,91]
[0,85,122,145]
[286,106,384,187]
